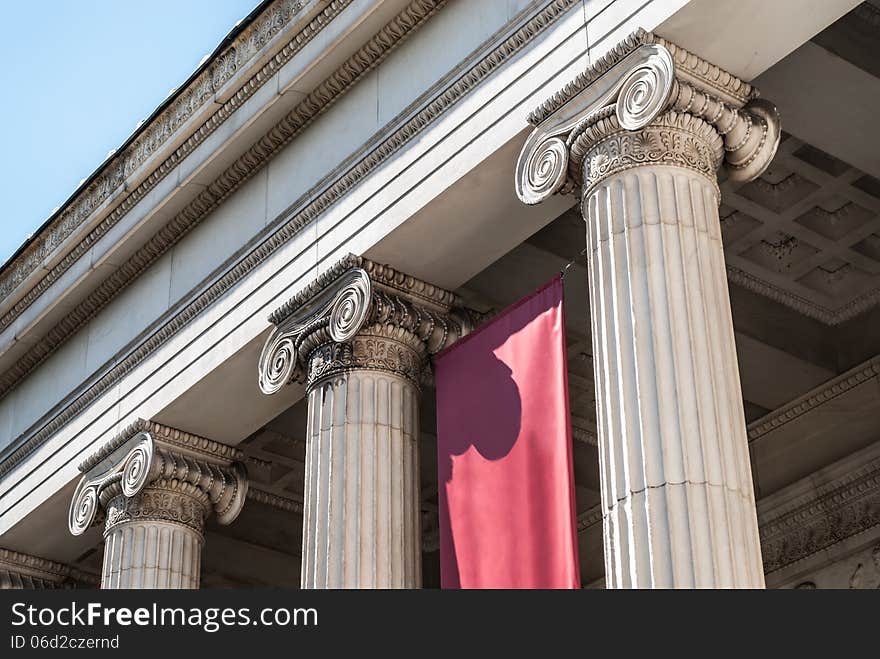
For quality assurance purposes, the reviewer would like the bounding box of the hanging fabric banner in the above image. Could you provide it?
[434,275,580,589]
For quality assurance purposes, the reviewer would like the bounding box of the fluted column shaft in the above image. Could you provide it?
[582,121,764,587]
[513,29,780,589]
[301,330,422,589]
[101,488,205,589]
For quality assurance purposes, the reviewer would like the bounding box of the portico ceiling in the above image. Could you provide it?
[721,135,880,325]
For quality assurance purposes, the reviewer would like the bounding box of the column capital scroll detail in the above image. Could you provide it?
[259,254,480,393]
[515,28,781,204]
[68,419,248,537]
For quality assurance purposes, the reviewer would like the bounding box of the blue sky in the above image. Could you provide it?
[0,0,261,266]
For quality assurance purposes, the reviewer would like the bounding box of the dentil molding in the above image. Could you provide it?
[747,355,880,442]
[247,486,304,514]
[0,0,448,402]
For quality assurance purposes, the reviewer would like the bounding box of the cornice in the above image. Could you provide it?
[247,486,304,514]
[0,548,97,588]
[0,0,580,477]
[0,1,349,327]
[747,355,880,442]
[0,548,69,581]
[527,28,756,126]
[69,420,248,536]
[0,0,448,401]
[260,255,474,392]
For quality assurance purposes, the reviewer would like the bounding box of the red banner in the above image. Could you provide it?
[434,276,580,589]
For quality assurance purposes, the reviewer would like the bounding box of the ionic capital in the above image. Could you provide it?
[68,419,248,537]
[258,254,479,392]
[515,28,781,204]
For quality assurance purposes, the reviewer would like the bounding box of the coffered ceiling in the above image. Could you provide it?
[721,134,880,325]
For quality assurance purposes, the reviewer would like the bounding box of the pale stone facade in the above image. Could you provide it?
[0,0,878,589]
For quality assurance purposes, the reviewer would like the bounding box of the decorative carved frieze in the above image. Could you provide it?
[259,255,477,392]
[574,110,724,197]
[0,0,579,479]
[105,487,209,535]
[0,548,97,589]
[760,449,880,574]
[68,419,247,537]
[515,28,780,206]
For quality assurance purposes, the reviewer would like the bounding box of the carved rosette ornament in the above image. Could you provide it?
[515,29,780,205]
[68,420,247,589]
[258,254,477,393]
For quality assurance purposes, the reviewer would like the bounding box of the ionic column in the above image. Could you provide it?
[259,256,475,588]
[69,420,248,589]
[515,30,781,588]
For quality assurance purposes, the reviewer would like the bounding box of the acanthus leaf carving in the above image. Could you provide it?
[105,487,209,535]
